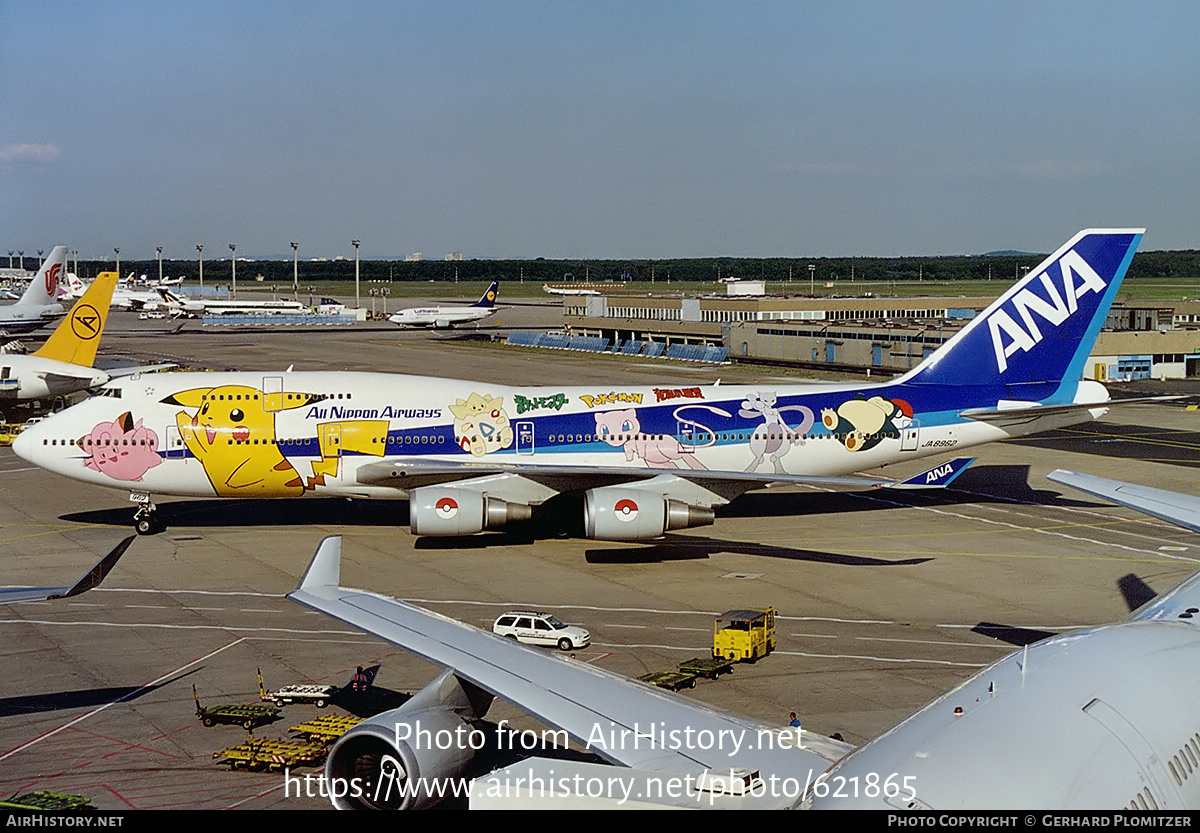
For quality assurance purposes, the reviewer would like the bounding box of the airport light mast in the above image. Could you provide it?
[196,244,204,294]
[351,239,360,310]
[156,247,163,284]
[113,248,119,280]
[229,243,236,298]
[291,241,298,295]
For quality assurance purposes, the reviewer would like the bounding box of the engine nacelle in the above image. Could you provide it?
[583,486,715,541]
[409,486,532,536]
[323,669,493,810]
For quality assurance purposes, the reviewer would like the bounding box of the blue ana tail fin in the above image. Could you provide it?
[898,229,1143,397]
[473,282,499,308]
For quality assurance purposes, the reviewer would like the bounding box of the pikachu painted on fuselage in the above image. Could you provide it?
[163,384,316,497]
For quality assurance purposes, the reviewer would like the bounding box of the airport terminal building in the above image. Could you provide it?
[561,289,1200,380]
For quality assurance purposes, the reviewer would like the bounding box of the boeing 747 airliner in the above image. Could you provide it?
[14,230,1143,540]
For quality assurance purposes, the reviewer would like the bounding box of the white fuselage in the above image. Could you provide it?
[388,307,494,327]
[809,615,1200,810]
[13,370,1102,506]
[0,355,109,400]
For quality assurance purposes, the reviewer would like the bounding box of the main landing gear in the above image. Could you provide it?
[130,491,164,535]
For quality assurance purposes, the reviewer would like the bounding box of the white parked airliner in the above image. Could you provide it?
[388,281,499,327]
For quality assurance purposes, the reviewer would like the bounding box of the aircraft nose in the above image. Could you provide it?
[11,423,36,462]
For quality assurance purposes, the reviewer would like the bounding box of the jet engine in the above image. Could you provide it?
[323,669,493,810]
[583,486,715,541]
[408,486,532,536]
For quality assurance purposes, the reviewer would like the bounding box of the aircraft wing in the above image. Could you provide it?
[288,537,846,784]
[0,535,133,603]
[1047,469,1200,535]
[106,363,178,378]
[354,457,949,493]
[1048,469,1200,623]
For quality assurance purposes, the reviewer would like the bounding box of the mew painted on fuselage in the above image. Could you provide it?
[14,230,1144,540]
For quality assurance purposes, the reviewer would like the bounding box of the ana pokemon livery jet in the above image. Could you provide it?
[14,230,1142,539]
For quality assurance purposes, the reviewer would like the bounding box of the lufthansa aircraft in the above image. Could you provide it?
[388,281,499,327]
[0,246,67,333]
[289,533,1200,809]
[15,230,1141,539]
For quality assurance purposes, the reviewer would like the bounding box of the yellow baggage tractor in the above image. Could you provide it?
[712,607,776,663]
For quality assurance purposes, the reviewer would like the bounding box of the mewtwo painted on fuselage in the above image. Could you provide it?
[14,229,1142,541]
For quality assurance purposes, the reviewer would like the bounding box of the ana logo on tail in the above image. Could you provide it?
[987,250,1107,373]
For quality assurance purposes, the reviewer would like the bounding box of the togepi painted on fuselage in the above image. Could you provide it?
[13,230,1144,504]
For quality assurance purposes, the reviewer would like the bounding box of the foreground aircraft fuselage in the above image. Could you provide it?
[13,230,1143,540]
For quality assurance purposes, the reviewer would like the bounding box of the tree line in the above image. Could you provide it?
[77,249,1200,286]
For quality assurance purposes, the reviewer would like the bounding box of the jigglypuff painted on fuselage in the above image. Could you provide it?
[821,395,913,453]
[163,384,316,497]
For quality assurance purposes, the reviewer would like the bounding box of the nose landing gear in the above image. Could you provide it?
[130,491,163,535]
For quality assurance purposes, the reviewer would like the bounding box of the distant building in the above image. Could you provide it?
[561,291,1200,380]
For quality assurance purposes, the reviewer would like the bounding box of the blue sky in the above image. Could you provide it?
[2,1,1197,259]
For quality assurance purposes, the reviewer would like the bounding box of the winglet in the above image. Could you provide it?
[50,535,135,599]
[890,457,975,489]
[297,536,342,591]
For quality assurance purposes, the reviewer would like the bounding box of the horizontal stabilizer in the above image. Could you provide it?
[963,396,1181,424]
[890,457,975,489]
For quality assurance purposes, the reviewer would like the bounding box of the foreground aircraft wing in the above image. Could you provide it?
[1048,469,1200,622]
[289,537,846,790]
[1047,469,1200,535]
[0,536,133,603]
